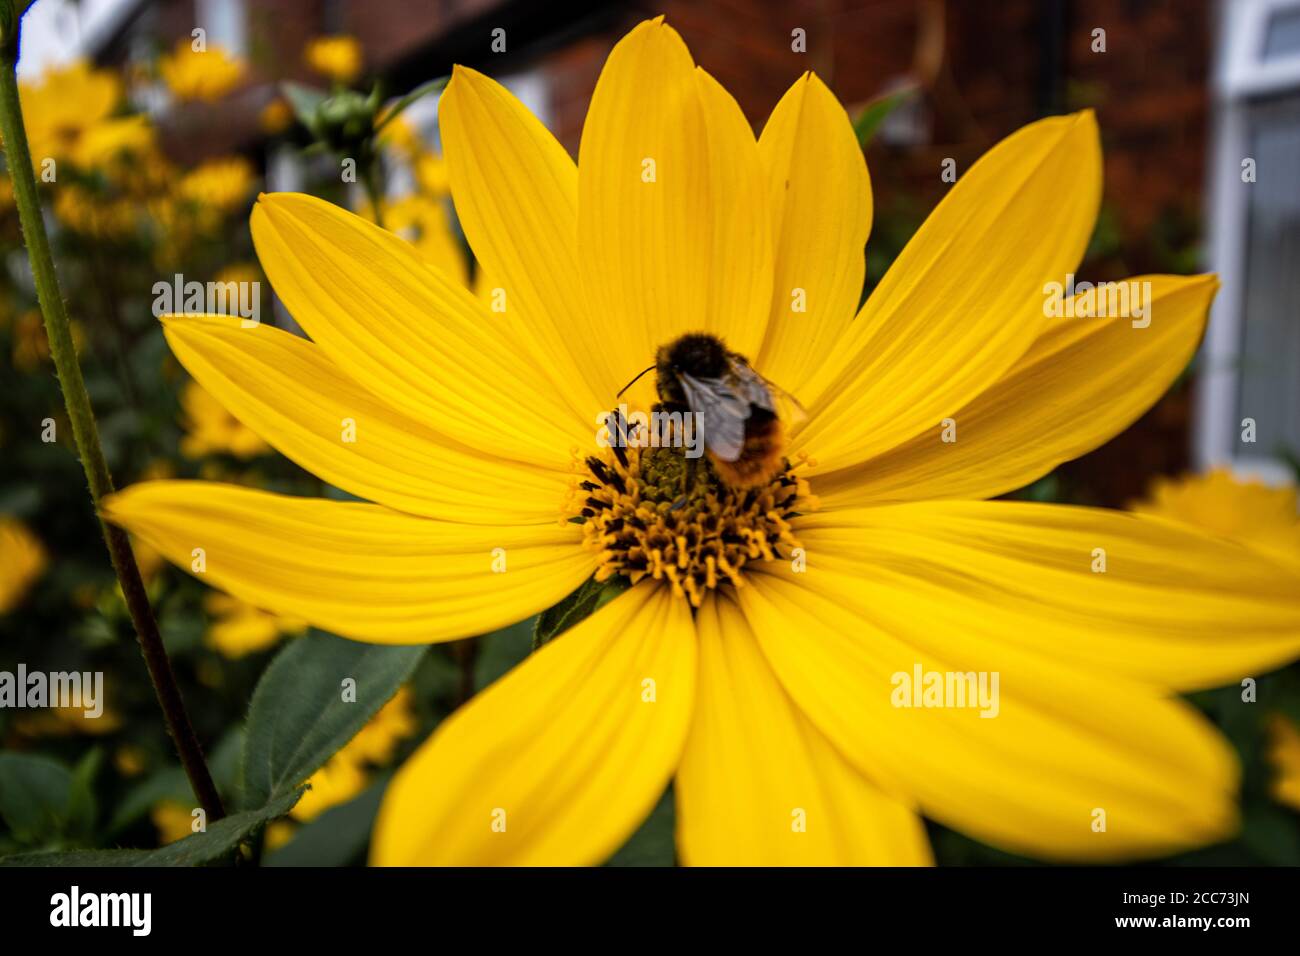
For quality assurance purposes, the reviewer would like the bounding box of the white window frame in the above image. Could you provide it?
[1198,0,1300,481]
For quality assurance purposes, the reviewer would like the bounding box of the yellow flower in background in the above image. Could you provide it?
[344,687,418,765]
[412,151,449,198]
[1267,714,1300,812]
[1133,468,1300,570]
[292,688,417,822]
[151,801,198,844]
[259,97,293,135]
[0,531,40,598]
[71,115,155,170]
[51,187,138,239]
[376,113,423,158]
[177,157,256,215]
[105,18,1300,866]
[178,379,270,459]
[367,194,468,287]
[304,35,363,85]
[14,60,119,164]
[203,590,306,658]
[10,703,122,738]
[159,39,245,103]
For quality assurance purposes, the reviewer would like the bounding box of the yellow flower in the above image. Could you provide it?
[259,98,293,136]
[70,115,155,170]
[304,35,363,85]
[345,687,418,765]
[292,687,417,821]
[14,60,119,165]
[178,379,270,460]
[1266,714,1300,812]
[1133,468,1300,570]
[51,186,139,239]
[203,590,306,658]
[412,151,449,198]
[10,703,122,738]
[0,517,46,613]
[159,39,245,103]
[151,801,199,844]
[366,194,468,287]
[104,19,1300,866]
[177,157,256,215]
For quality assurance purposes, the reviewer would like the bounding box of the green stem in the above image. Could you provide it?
[0,8,224,823]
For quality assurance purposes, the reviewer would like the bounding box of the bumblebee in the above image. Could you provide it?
[642,333,797,489]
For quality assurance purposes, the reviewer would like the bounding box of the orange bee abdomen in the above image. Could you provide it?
[709,415,785,489]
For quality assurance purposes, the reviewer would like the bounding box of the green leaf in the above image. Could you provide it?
[853,84,917,147]
[64,748,102,840]
[281,82,327,134]
[241,630,426,809]
[533,575,628,650]
[0,753,72,845]
[0,789,303,867]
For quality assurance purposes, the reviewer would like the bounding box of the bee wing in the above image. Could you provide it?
[678,371,750,462]
[728,356,807,425]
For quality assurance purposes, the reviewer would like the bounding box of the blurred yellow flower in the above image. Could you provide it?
[304,35,363,84]
[0,516,45,613]
[1133,468,1300,570]
[1267,714,1300,812]
[412,151,449,198]
[71,115,155,170]
[291,756,367,822]
[372,194,467,287]
[203,590,306,658]
[51,186,138,239]
[177,156,256,215]
[159,39,245,103]
[114,745,148,778]
[179,379,270,460]
[263,819,297,851]
[292,688,417,821]
[258,97,293,135]
[376,113,422,157]
[14,60,119,164]
[10,309,86,371]
[11,702,122,738]
[151,801,199,844]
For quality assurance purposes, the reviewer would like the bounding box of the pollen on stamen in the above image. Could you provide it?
[569,442,816,608]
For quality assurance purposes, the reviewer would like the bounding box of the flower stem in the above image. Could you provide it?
[0,9,224,822]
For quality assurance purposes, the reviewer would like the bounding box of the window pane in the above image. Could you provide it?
[1264,7,1300,60]
[1238,95,1300,459]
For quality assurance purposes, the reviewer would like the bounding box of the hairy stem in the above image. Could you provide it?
[0,9,224,822]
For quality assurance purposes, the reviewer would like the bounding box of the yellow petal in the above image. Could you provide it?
[577,17,771,397]
[161,313,570,524]
[372,582,695,864]
[794,111,1102,472]
[754,73,871,395]
[740,562,1240,862]
[102,481,594,644]
[159,314,572,522]
[795,500,1300,690]
[439,66,615,411]
[817,275,1218,505]
[251,192,587,468]
[676,592,931,865]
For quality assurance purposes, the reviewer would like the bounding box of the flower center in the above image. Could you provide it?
[569,440,816,607]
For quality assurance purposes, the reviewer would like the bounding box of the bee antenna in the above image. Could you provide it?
[616,364,656,399]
